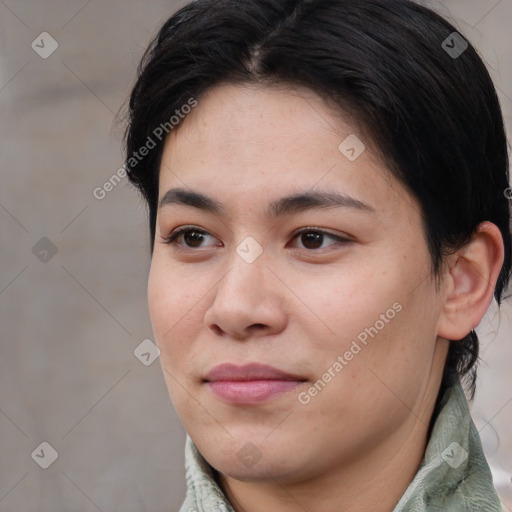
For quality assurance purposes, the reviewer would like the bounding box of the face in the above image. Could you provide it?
[148,83,449,484]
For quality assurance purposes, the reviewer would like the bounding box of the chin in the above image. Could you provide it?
[193,429,314,484]
[211,453,299,483]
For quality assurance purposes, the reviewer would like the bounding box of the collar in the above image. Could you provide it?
[179,378,502,512]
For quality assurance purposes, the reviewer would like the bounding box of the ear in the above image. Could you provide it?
[437,221,504,341]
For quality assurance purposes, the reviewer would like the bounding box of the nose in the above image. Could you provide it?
[203,249,287,340]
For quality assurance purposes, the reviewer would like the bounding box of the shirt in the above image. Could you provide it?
[178,377,503,511]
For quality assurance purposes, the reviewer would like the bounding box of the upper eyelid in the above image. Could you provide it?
[162,225,213,241]
[292,227,351,239]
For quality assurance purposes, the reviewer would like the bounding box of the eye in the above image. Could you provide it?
[160,226,221,248]
[289,227,352,250]
[159,226,352,251]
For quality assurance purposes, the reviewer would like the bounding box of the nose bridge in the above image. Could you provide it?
[204,242,286,337]
[221,242,267,298]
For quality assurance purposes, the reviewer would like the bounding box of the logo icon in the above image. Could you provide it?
[31,32,59,59]
[236,236,263,264]
[31,442,58,469]
[442,441,468,469]
[134,339,160,366]
[32,237,58,263]
[338,134,365,161]
[442,32,468,59]
[236,442,262,468]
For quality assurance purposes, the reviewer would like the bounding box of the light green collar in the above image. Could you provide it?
[394,378,502,511]
[179,379,502,512]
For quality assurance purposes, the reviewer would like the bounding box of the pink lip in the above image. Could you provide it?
[203,363,306,404]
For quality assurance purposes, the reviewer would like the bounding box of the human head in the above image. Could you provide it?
[123,0,511,500]
[124,0,511,397]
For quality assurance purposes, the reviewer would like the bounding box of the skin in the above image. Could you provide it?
[147,83,504,512]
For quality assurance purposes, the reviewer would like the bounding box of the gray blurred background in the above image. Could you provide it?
[0,1,511,510]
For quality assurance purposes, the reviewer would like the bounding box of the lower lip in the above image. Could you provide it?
[206,380,304,404]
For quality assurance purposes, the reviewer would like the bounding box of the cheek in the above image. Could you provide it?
[291,251,436,385]
[147,260,209,418]
[147,258,204,363]
[287,260,403,348]
[148,262,174,336]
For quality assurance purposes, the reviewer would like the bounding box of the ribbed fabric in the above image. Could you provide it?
[179,379,502,512]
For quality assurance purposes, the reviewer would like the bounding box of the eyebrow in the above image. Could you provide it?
[158,187,375,217]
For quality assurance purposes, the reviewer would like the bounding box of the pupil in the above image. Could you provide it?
[184,230,204,247]
[302,232,322,249]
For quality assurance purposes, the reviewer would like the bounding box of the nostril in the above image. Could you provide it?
[210,324,223,336]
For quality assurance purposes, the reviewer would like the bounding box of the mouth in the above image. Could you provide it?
[203,363,307,405]
[203,363,307,404]
[204,362,306,382]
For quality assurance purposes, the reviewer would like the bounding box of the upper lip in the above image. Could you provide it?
[203,363,306,382]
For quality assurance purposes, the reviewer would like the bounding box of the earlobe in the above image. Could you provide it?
[437,221,504,341]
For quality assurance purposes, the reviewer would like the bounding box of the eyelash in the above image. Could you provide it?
[159,225,352,250]
[160,226,217,247]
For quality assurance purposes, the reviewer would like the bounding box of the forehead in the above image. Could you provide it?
[166,83,351,153]
[158,83,412,220]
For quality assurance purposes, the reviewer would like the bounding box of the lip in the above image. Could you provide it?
[203,363,307,404]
